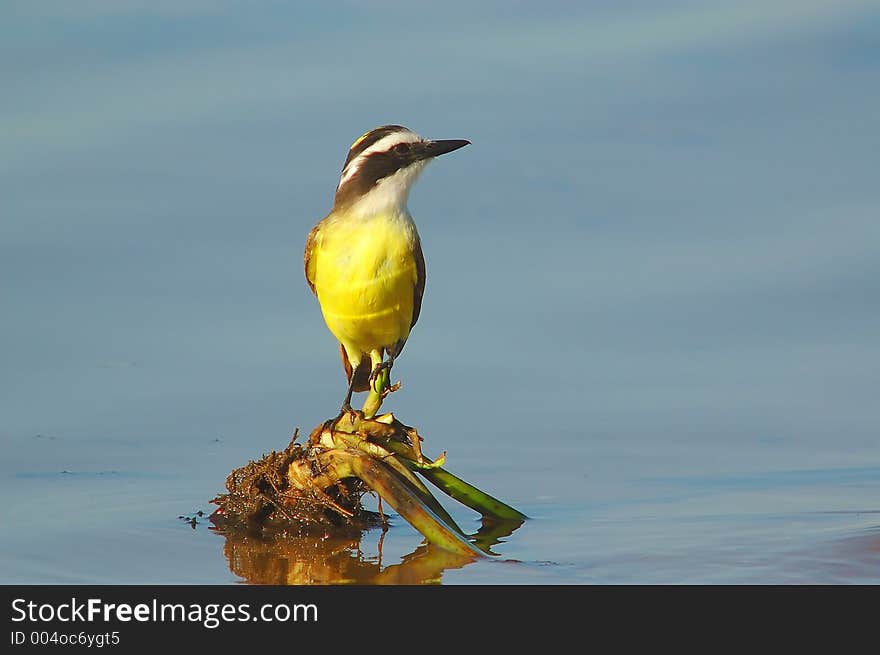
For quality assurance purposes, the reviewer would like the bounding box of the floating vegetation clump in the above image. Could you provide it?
[210,430,380,537]
[211,373,525,558]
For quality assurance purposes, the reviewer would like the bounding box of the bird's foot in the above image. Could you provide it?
[335,402,360,426]
[369,360,394,392]
[369,360,393,383]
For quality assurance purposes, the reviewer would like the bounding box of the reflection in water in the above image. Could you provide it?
[213,517,524,585]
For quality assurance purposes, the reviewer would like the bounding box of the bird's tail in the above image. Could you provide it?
[340,344,371,392]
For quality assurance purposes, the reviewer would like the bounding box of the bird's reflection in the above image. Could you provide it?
[212,516,524,585]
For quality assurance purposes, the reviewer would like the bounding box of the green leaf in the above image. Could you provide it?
[377,440,528,521]
[339,450,484,558]
[417,467,528,522]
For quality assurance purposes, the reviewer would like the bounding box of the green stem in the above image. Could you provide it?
[361,368,389,418]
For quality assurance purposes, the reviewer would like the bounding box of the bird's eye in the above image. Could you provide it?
[393,143,411,155]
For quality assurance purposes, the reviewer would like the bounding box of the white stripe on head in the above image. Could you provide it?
[337,129,424,191]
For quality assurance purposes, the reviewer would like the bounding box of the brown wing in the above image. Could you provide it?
[303,222,320,295]
[410,234,426,330]
[339,344,371,392]
[389,235,426,361]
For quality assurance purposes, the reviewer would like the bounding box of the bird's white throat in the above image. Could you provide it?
[346,160,429,219]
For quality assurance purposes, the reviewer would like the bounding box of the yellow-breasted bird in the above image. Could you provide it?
[304,125,469,412]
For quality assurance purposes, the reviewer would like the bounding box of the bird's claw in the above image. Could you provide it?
[369,361,394,393]
[336,403,360,425]
[368,360,393,384]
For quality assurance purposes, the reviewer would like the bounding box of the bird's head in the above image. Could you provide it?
[334,125,469,215]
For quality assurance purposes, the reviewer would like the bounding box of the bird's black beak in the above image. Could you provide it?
[420,139,470,159]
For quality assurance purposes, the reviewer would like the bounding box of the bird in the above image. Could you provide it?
[304,125,469,414]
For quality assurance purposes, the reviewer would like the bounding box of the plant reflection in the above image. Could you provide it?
[212,517,524,585]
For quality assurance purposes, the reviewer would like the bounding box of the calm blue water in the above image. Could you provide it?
[2,1,879,584]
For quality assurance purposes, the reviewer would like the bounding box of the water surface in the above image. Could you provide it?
[2,1,879,584]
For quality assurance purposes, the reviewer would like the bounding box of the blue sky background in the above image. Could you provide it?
[2,1,879,482]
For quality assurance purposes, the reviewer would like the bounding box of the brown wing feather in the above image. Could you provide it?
[303,222,320,295]
[410,234,426,330]
[389,235,426,360]
[339,344,371,392]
